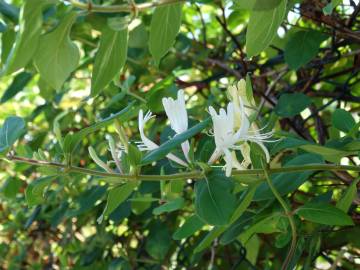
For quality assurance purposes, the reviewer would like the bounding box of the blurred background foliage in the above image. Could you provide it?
[0,0,359,269]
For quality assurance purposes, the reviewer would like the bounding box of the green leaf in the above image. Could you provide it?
[296,202,354,226]
[63,102,137,155]
[153,197,184,215]
[127,143,143,167]
[98,182,137,223]
[1,178,22,199]
[34,11,79,90]
[3,0,46,74]
[254,153,324,200]
[149,2,183,64]
[172,215,205,240]
[0,116,26,154]
[194,227,224,253]
[336,179,359,213]
[0,72,32,103]
[141,118,211,165]
[0,0,19,23]
[91,26,128,96]
[25,176,56,206]
[145,221,171,260]
[194,172,236,226]
[230,184,259,223]
[274,93,312,117]
[233,0,282,10]
[284,30,328,70]
[246,0,287,57]
[332,109,356,133]
[239,212,284,243]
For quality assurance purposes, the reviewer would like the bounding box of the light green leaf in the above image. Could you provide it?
[25,176,56,206]
[34,11,79,90]
[98,182,137,223]
[246,0,287,57]
[194,172,236,226]
[141,118,211,165]
[91,26,128,97]
[153,197,184,215]
[3,0,47,74]
[332,109,356,133]
[149,2,183,64]
[284,30,328,70]
[336,179,359,213]
[296,202,354,226]
[172,215,205,240]
[0,116,26,154]
[274,92,312,117]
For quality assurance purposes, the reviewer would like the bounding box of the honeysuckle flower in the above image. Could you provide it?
[138,109,188,167]
[162,90,190,161]
[208,96,274,176]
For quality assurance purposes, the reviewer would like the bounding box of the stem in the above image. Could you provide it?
[68,0,186,13]
[5,155,360,183]
[262,162,297,270]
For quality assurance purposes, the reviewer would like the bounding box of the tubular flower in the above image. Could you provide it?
[208,96,274,176]
[162,90,190,161]
[207,102,246,176]
[138,109,188,167]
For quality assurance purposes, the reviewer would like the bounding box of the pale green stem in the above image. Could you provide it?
[68,0,186,13]
[262,162,297,270]
[5,155,360,183]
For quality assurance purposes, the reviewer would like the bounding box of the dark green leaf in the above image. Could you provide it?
[172,215,205,240]
[332,108,356,133]
[1,178,22,198]
[34,11,79,90]
[254,153,324,200]
[145,221,171,260]
[91,26,128,96]
[149,2,183,64]
[0,116,26,154]
[194,172,236,226]
[0,72,32,103]
[141,118,211,165]
[0,0,19,23]
[153,197,184,215]
[98,182,137,223]
[246,0,287,57]
[296,202,354,226]
[284,30,328,70]
[274,93,312,117]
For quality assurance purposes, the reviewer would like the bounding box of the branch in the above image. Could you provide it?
[5,155,360,183]
[67,0,186,13]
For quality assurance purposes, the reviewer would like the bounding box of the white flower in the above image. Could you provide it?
[208,96,274,176]
[138,109,188,167]
[162,90,190,161]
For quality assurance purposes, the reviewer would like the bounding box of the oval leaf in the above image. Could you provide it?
[0,116,26,154]
[91,26,128,96]
[332,108,356,133]
[284,30,328,70]
[34,11,79,90]
[246,0,287,57]
[172,215,204,240]
[149,2,183,64]
[3,0,46,74]
[194,172,236,226]
[296,202,354,226]
[274,92,312,117]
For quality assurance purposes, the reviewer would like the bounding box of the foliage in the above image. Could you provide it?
[0,0,359,269]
